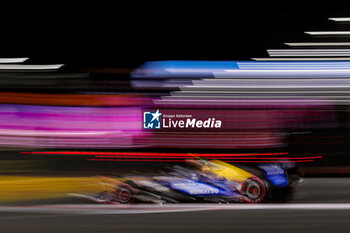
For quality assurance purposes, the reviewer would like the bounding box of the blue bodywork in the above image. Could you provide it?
[258,164,289,187]
[156,175,240,198]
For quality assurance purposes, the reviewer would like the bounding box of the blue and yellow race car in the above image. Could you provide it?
[85,159,299,204]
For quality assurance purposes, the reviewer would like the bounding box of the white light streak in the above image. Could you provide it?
[305,31,350,35]
[329,17,350,22]
[269,49,350,52]
[237,61,350,69]
[0,58,29,63]
[268,49,350,57]
[285,42,350,46]
[0,64,64,70]
[252,57,350,61]
[269,54,350,57]
[223,69,350,73]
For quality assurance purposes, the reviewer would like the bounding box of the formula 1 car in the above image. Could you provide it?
[81,159,299,205]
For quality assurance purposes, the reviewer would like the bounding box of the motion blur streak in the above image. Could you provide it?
[87,159,314,163]
[0,64,63,70]
[285,42,350,46]
[22,151,321,161]
[87,159,188,162]
[92,156,321,159]
[0,92,149,106]
[21,151,289,156]
[305,31,350,35]
[0,176,120,202]
[252,57,350,61]
[329,17,350,21]
[0,104,144,148]
[0,58,28,63]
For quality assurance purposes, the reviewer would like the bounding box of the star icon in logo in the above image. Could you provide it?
[150,109,161,122]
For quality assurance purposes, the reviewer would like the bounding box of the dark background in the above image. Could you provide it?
[2,3,350,70]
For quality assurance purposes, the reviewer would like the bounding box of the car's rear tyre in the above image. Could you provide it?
[241,177,266,203]
[115,183,135,205]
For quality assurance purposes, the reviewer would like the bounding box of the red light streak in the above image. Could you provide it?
[93,155,322,160]
[225,160,314,163]
[87,159,187,162]
[22,151,321,163]
[86,158,314,163]
[21,151,289,156]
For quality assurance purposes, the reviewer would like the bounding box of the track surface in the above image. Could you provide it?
[0,178,350,233]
